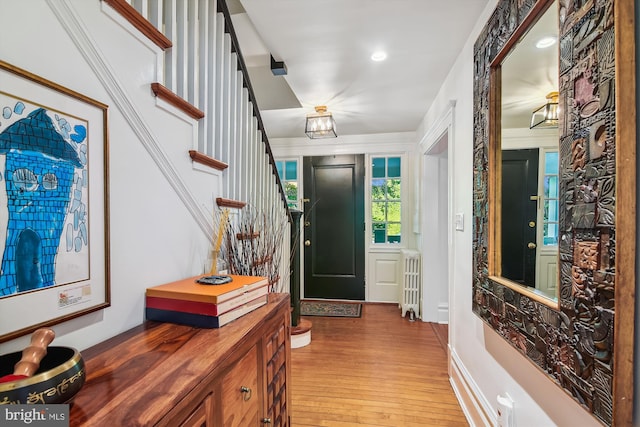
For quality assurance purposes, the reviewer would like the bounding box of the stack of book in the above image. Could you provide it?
[145,274,269,328]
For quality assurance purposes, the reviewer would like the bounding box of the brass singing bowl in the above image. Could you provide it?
[0,346,85,405]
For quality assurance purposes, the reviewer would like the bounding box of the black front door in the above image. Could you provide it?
[303,155,365,300]
[501,148,539,287]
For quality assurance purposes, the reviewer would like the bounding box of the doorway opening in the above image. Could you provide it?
[421,133,450,323]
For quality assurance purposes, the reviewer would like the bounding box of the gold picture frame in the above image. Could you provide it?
[0,60,110,343]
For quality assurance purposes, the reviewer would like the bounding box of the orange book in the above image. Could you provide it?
[145,274,269,304]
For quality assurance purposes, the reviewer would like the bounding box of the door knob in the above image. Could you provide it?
[304,240,311,246]
[528,221,536,228]
[527,242,536,249]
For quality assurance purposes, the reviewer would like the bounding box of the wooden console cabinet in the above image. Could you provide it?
[70,293,291,426]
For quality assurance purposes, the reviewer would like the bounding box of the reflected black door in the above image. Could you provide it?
[501,149,538,287]
[303,155,365,300]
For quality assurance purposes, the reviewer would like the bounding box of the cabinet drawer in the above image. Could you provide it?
[180,393,214,427]
[221,345,259,427]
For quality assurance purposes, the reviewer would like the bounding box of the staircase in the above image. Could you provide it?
[101,0,291,289]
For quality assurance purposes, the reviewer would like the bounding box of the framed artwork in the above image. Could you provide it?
[0,60,110,343]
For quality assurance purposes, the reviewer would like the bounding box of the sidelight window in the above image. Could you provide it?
[542,151,559,246]
[275,159,299,209]
[371,156,402,244]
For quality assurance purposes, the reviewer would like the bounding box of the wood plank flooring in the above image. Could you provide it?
[290,303,468,426]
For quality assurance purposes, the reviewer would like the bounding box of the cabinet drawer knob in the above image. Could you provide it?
[240,386,252,401]
[261,418,272,424]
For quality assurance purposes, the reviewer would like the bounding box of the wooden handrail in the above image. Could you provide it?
[102,0,172,49]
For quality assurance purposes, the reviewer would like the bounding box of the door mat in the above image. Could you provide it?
[300,300,362,318]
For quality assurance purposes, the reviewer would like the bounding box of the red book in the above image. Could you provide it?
[146,294,268,328]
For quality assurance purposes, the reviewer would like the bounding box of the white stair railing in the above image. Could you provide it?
[111,0,290,291]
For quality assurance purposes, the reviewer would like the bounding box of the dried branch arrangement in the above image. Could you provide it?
[215,203,288,292]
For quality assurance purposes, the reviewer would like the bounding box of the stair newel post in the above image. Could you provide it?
[289,209,303,327]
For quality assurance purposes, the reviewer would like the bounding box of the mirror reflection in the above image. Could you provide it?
[499,0,559,301]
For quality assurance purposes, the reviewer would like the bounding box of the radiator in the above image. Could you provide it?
[401,249,421,318]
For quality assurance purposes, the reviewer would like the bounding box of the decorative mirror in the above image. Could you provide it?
[497,0,559,305]
[472,0,635,425]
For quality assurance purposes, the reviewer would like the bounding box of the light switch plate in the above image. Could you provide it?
[455,213,464,231]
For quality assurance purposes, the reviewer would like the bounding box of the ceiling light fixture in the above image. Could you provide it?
[535,36,557,49]
[305,106,337,139]
[371,51,387,61]
[530,91,559,129]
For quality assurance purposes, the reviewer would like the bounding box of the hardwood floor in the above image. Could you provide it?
[290,303,468,426]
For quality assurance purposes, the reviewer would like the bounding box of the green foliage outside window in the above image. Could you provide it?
[371,157,401,244]
[276,160,299,209]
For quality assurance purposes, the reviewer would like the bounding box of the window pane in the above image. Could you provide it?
[543,223,558,245]
[546,200,558,222]
[371,156,402,245]
[276,161,284,178]
[548,175,558,198]
[372,157,385,178]
[387,223,401,243]
[372,202,386,222]
[544,176,558,198]
[372,179,386,200]
[285,161,297,180]
[388,157,401,177]
[373,223,386,243]
[387,202,401,222]
[285,182,298,201]
[386,179,401,199]
[544,152,558,175]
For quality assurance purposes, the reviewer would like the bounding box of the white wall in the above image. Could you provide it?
[0,0,221,354]
[415,1,603,426]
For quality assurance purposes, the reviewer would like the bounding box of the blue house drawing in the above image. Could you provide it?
[0,108,82,296]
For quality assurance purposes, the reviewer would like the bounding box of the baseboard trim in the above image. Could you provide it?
[449,349,494,427]
[437,302,449,324]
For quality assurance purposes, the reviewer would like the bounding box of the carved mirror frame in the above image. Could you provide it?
[472,0,635,425]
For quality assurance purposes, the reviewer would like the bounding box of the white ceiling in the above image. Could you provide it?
[501,2,559,129]
[230,0,492,139]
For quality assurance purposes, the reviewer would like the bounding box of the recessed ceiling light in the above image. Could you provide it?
[371,51,387,61]
[535,36,557,49]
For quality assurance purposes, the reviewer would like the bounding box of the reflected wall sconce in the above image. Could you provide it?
[305,106,337,139]
[530,91,559,129]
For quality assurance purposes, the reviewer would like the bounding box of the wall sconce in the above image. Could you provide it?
[305,106,337,139]
[530,91,559,129]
